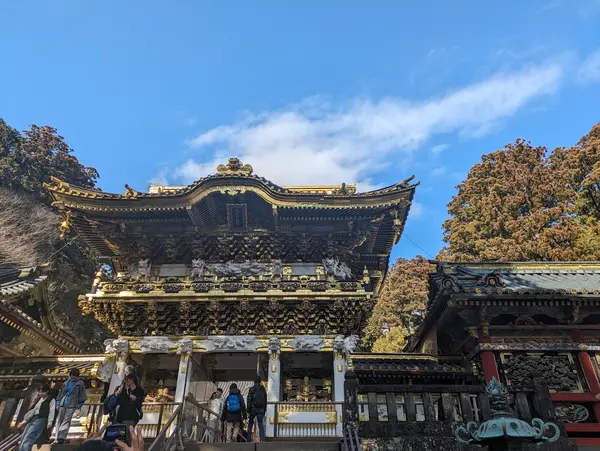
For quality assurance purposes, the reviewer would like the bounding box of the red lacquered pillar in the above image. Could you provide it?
[481,351,500,383]
[573,330,600,421]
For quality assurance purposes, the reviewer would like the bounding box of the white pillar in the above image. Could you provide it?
[266,337,281,438]
[175,339,193,404]
[106,339,129,394]
[333,349,347,437]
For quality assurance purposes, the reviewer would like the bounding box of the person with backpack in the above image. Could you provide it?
[246,376,267,442]
[54,368,87,444]
[221,383,246,443]
[17,383,55,451]
[115,373,145,427]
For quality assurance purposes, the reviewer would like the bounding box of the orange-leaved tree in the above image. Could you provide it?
[363,256,432,353]
[440,133,600,261]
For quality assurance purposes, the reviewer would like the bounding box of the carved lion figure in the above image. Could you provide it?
[191,259,206,279]
[344,335,359,354]
[268,337,281,354]
[322,258,352,280]
[136,259,152,281]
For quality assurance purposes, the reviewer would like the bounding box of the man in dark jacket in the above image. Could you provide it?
[221,383,247,443]
[18,383,55,451]
[246,376,267,442]
[115,373,145,427]
[55,368,87,443]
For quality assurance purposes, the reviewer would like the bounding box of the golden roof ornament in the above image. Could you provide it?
[59,211,71,239]
[124,184,139,198]
[217,157,253,175]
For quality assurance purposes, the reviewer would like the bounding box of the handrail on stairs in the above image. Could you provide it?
[342,425,361,451]
[0,432,21,451]
[147,403,184,451]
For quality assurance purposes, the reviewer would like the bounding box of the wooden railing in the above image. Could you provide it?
[0,389,28,439]
[358,384,487,425]
[345,375,560,441]
[271,401,343,438]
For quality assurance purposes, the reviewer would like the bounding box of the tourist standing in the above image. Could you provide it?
[115,373,145,428]
[18,383,55,451]
[205,388,224,442]
[246,376,267,442]
[221,383,246,443]
[55,368,87,444]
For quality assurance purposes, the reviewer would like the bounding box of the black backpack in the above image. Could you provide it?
[253,385,267,409]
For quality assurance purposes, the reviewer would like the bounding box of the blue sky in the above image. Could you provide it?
[2,1,600,263]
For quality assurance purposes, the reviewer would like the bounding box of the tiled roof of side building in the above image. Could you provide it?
[430,261,600,297]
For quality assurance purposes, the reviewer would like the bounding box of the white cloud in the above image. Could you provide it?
[409,201,425,220]
[148,173,168,187]
[431,144,449,155]
[431,167,447,177]
[577,50,600,84]
[175,63,564,190]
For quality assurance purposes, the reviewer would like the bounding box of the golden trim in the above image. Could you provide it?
[325,411,338,423]
[278,412,289,424]
[352,354,439,362]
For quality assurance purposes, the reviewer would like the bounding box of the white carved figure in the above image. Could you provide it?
[177,338,193,355]
[270,260,283,280]
[104,339,116,354]
[211,336,255,350]
[105,338,129,356]
[136,259,152,281]
[268,337,281,355]
[191,259,206,279]
[96,359,115,382]
[322,258,352,280]
[344,335,359,354]
[290,336,324,351]
[136,337,174,353]
[333,335,346,353]
[113,338,129,355]
[208,261,267,277]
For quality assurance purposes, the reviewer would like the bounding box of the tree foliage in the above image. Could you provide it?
[0,119,98,204]
[368,123,600,352]
[363,256,432,353]
[0,119,106,351]
[440,129,600,261]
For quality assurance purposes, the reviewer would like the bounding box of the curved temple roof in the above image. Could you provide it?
[44,157,418,212]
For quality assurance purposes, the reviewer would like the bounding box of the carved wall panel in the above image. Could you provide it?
[500,352,583,392]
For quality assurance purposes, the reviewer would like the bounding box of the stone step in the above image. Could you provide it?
[186,442,340,451]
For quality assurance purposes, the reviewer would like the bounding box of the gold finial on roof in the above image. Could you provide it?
[217,157,253,175]
[59,211,71,239]
[124,184,139,198]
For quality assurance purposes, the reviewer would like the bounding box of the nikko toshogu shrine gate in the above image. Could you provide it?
[1,158,599,450]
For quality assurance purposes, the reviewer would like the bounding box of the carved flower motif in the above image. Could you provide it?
[340,282,358,291]
[191,282,213,292]
[163,283,184,293]
[308,281,329,291]
[135,284,154,293]
[101,283,127,293]
[280,281,301,292]
[221,282,242,292]
[249,281,270,292]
